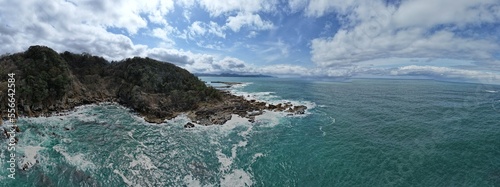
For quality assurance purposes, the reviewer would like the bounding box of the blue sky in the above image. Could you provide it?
[1,0,500,84]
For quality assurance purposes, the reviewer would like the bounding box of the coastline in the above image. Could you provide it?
[3,82,307,127]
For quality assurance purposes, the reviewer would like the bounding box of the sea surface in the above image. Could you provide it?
[1,78,500,186]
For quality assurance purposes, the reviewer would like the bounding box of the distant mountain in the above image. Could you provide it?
[195,73,274,78]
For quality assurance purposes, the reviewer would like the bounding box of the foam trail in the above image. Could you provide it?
[113,169,138,187]
[320,126,326,137]
[53,145,96,171]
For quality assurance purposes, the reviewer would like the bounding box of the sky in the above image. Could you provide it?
[1,0,500,84]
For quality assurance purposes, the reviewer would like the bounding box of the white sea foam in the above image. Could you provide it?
[18,146,44,170]
[220,169,253,187]
[216,150,233,172]
[183,175,203,187]
[228,86,316,117]
[53,145,96,171]
[113,169,138,187]
[254,111,285,127]
[129,153,157,170]
[192,114,251,133]
[198,113,255,187]
[484,90,498,93]
[250,153,265,165]
[231,82,253,89]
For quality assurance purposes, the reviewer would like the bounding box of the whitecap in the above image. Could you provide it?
[18,146,44,170]
[113,169,138,187]
[183,175,203,187]
[53,145,96,171]
[128,153,157,170]
[220,169,253,187]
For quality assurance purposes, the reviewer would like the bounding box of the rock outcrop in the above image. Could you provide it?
[0,45,307,126]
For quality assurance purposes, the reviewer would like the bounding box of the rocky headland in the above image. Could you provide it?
[0,46,307,127]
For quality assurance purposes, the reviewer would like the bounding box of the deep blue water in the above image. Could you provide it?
[1,78,500,186]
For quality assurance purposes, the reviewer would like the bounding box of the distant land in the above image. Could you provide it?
[195,73,274,78]
[0,46,305,126]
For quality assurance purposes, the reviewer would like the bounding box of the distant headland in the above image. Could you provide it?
[194,73,274,78]
[0,46,306,127]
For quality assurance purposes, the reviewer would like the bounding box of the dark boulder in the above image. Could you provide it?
[184,122,195,128]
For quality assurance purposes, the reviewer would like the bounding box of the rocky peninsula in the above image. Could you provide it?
[0,46,306,127]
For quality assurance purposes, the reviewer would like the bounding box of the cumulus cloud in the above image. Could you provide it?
[197,0,277,17]
[304,0,357,17]
[0,0,175,59]
[1,0,499,83]
[308,0,500,67]
[185,21,226,38]
[226,13,274,32]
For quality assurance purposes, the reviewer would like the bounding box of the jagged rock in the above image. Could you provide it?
[268,104,277,110]
[289,105,307,114]
[184,122,195,128]
[144,116,164,124]
[248,116,255,123]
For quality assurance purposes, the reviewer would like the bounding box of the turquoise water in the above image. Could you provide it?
[2,78,500,186]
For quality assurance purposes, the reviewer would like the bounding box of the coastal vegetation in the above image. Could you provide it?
[0,46,306,125]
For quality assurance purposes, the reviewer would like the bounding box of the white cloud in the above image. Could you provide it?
[304,0,357,17]
[197,0,277,17]
[0,0,175,58]
[184,21,226,39]
[195,0,277,35]
[226,13,274,32]
[145,48,199,65]
[390,65,500,83]
[247,31,258,38]
[213,57,248,72]
[2,0,498,83]
[151,26,177,45]
[259,64,310,76]
[309,0,500,68]
[287,0,308,13]
[189,21,207,36]
[392,0,500,29]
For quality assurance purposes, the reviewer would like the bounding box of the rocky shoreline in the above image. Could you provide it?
[182,85,307,127]
[2,81,307,127]
[0,46,307,128]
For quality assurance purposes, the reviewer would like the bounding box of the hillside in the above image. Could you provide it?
[0,46,306,125]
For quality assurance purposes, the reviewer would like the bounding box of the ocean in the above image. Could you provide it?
[1,78,500,186]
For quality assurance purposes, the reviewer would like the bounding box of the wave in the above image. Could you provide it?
[227,82,317,116]
[2,80,315,186]
[53,145,96,171]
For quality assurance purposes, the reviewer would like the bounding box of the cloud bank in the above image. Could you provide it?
[0,0,499,83]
